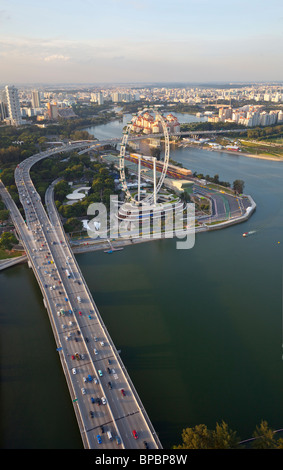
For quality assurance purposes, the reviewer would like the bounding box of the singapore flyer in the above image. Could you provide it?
[118,107,170,206]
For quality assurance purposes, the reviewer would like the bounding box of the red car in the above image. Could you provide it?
[79,311,82,316]
[132,430,138,439]
[71,355,75,360]
[121,389,126,397]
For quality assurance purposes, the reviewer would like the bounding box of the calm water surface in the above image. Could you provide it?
[1,116,283,449]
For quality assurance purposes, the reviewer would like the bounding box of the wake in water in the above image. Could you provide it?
[242,230,257,237]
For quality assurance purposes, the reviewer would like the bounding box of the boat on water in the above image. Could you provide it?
[243,231,256,237]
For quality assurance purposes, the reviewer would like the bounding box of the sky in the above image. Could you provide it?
[0,0,283,85]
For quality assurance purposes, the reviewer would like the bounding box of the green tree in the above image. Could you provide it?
[64,217,83,233]
[0,232,18,250]
[251,421,277,449]
[233,179,245,194]
[0,209,9,221]
[173,421,241,449]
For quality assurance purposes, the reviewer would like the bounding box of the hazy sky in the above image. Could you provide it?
[1,0,283,84]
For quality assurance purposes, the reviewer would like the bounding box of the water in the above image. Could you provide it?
[1,114,283,449]
[84,111,207,141]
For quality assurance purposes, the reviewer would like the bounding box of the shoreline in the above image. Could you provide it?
[219,148,283,161]
[179,143,283,161]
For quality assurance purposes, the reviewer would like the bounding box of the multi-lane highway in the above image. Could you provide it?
[3,143,162,450]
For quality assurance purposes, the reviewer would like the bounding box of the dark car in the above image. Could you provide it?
[143,441,149,449]
[121,389,126,397]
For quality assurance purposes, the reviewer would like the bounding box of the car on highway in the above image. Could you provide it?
[116,436,121,445]
[101,397,107,405]
[132,430,138,439]
[81,388,86,395]
[143,441,149,449]
[98,370,103,377]
[121,388,126,397]
[94,348,98,355]
[96,435,102,444]
[72,368,76,374]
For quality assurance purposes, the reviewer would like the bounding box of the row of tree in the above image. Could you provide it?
[173,420,283,449]
[193,172,245,194]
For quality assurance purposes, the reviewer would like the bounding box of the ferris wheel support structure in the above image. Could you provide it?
[119,107,170,205]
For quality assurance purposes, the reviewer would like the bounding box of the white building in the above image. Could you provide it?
[31,90,41,108]
[5,85,23,126]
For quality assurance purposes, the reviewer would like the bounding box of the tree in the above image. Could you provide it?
[64,217,83,233]
[173,424,214,449]
[233,179,245,194]
[251,421,277,449]
[0,209,9,221]
[173,421,241,449]
[0,232,18,250]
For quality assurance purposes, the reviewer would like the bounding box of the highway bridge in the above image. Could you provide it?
[2,142,162,450]
[67,127,248,155]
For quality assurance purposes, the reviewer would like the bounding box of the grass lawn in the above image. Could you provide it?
[0,249,24,260]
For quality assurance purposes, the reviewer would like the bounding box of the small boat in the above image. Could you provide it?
[243,231,256,237]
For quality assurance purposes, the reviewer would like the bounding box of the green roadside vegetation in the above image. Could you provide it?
[173,420,283,449]
[0,109,121,242]
[31,151,120,234]
[235,124,283,158]
[0,231,21,259]
[0,248,23,260]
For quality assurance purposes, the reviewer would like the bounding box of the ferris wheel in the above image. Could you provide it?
[118,107,170,205]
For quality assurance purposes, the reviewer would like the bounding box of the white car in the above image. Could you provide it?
[100,341,105,347]
[81,388,86,395]
[72,368,76,374]
[94,348,98,355]
[101,397,107,405]
[83,377,87,382]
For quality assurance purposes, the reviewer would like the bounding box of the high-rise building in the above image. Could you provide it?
[31,90,41,108]
[0,90,8,121]
[5,85,22,126]
[46,102,59,120]
[97,92,104,105]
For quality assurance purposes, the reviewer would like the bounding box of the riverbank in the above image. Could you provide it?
[179,142,283,161]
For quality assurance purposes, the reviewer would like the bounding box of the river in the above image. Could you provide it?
[1,113,283,449]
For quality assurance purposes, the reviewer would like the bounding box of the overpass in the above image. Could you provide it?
[70,128,247,155]
[5,142,162,450]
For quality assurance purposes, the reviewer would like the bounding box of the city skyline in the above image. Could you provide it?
[0,0,283,84]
